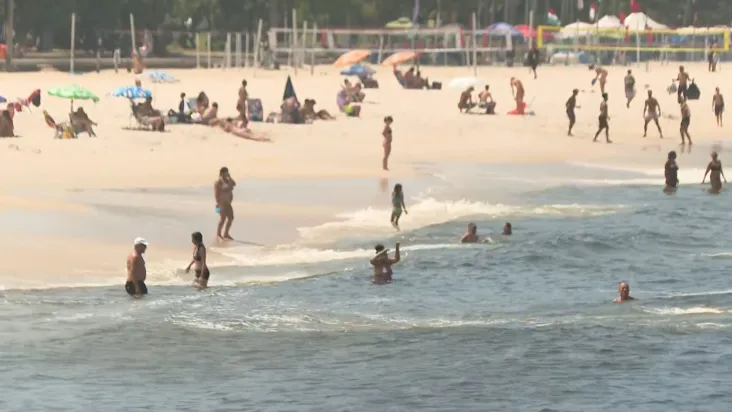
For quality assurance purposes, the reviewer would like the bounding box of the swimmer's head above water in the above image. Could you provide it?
[468,223,477,234]
[503,222,512,235]
[615,281,635,302]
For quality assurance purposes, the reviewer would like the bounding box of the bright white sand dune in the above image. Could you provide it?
[0,63,728,282]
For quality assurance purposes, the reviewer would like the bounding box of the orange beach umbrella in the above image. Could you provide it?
[334,49,371,68]
[381,51,421,66]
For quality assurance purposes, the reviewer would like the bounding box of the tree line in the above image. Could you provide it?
[2,0,730,51]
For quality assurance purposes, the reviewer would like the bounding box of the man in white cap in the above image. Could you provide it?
[126,237,149,297]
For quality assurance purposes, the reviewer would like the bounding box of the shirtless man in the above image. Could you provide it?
[613,281,636,303]
[527,46,540,79]
[510,77,525,114]
[643,90,663,138]
[478,85,496,114]
[593,93,611,143]
[624,69,636,108]
[566,89,579,136]
[214,166,237,240]
[461,223,480,243]
[370,242,401,284]
[675,66,690,100]
[589,65,608,94]
[712,87,724,127]
[458,86,476,113]
[679,96,692,145]
[126,237,149,297]
[237,79,248,126]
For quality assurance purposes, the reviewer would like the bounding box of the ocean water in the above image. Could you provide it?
[3,161,732,411]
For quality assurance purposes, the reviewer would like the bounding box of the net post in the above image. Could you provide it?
[254,19,263,69]
[471,12,478,75]
[302,20,308,73]
[225,32,232,69]
[310,22,318,76]
[207,32,212,69]
[377,34,384,65]
[70,13,76,74]
[244,32,250,68]
[235,32,242,68]
[195,33,200,68]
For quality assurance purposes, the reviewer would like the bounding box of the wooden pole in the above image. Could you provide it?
[254,19,263,69]
[5,0,14,70]
[70,13,76,73]
[129,14,136,55]
[472,12,478,75]
[292,9,298,73]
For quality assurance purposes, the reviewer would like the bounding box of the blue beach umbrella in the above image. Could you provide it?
[0,96,6,103]
[145,71,178,83]
[340,64,375,77]
[110,86,152,99]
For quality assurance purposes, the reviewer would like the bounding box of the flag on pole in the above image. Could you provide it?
[547,8,561,26]
[630,0,642,13]
[589,4,597,21]
[578,0,584,10]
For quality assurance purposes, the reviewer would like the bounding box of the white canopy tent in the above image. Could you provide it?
[597,15,623,29]
[623,12,668,30]
[558,21,594,39]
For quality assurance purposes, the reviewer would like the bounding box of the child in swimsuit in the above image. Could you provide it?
[390,184,408,230]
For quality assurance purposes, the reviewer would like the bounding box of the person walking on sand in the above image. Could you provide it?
[593,93,611,143]
[126,237,149,297]
[185,232,210,289]
[643,90,663,138]
[527,46,540,79]
[214,167,237,240]
[237,79,249,127]
[712,87,724,127]
[391,183,408,230]
[370,242,401,284]
[664,150,679,193]
[566,89,580,136]
[702,152,726,194]
[589,65,608,94]
[675,66,690,100]
[382,116,393,171]
[624,69,636,108]
[679,97,692,145]
[510,77,525,114]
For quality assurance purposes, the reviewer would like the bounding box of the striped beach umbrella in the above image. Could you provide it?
[110,86,152,99]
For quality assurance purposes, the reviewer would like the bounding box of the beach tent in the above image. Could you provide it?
[624,12,668,30]
[597,15,623,29]
[559,21,595,38]
[385,17,414,29]
[282,75,297,102]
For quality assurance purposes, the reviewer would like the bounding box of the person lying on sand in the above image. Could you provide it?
[69,107,97,137]
[458,87,476,113]
[219,117,270,142]
[300,99,334,121]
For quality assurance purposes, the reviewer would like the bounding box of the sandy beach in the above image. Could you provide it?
[1,62,729,284]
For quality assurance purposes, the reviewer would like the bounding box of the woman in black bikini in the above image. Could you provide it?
[185,232,210,289]
[702,152,727,194]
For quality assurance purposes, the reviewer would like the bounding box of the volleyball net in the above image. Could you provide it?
[267,27,522,67]
[537,25,729,63]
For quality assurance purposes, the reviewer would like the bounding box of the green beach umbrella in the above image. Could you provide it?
[48,84,99,110]
[385,17,414,29]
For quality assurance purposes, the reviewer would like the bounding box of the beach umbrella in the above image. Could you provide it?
[486,22,520,35]
[340,64,375,77]
[282,75,297,101]
[109,85,152,99]
[0,96,6,103]
[385,17,414,29]
[48,84,99,111]
[381,51,421,66]
[448,76,486,90]
[334,50,371,68]
[145,71,178,83]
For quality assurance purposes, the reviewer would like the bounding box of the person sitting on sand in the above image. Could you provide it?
[370,242,400,285]
[280,97,303,124]
[219,117,270,142]
[510,77,525,114]
[134,97,165,131]
[613,281,636,303]
[69,107,97,137]
[201,102,219,125]
[478,85,496,114]
[589,64,608,94]
[300,99,334,121]
[196,92,210,114]
[0,107,14,137]
[349,83,365,103]
[458,87,476,113]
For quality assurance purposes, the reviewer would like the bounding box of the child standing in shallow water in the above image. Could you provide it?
[391,184,408,230]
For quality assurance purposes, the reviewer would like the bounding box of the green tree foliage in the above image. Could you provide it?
[2,0,731,49]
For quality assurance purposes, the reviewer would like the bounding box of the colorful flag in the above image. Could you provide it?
[547,8,561,26]
[589,4,597,21]
[630,0,642,13]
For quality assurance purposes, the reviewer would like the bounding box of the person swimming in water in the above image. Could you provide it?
[185,231,210,289]
[589,65,608,94]
[390,184,408,230]
[461,223,481,243]
[664,151,679,194]
[502,222,512,236]
[613,281,636,303]
[702,151,726,194]
[370,242,400,284]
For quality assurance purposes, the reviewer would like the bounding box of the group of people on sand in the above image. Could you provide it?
[394,66,432,89]
[458,85,496,114]
[664,150,727,194]
[564,64,724,145]
[125,166,238,297]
